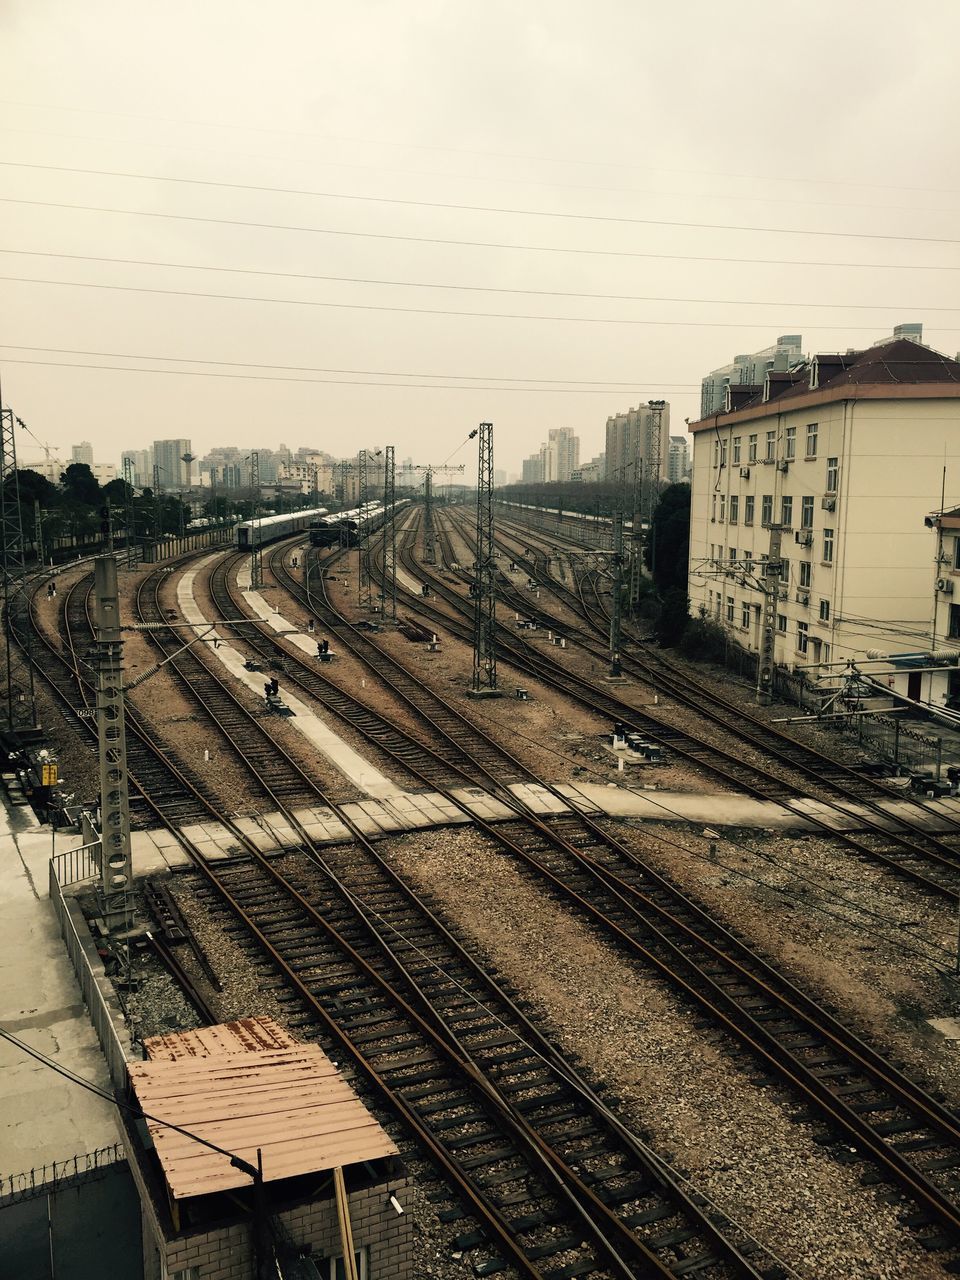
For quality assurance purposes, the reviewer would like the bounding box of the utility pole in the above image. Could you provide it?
[33,499,43,569]
[469,423,499,696]
[379,445,397,621]
[646,400,666,579]
[423,468,436,564]
[93,556,133,932]
[358,449,372,609]
[609,512,624,677]
[122,455,137,569]
[152,463,163,547]
[0,398,36,730]
[756,524,783,705]
[248,450,262,590]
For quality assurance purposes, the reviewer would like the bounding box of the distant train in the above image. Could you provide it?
[236,507,329,550]
[309,499,411,548]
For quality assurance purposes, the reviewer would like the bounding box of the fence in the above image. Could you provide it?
[52,842,99,888]
[0,1144,125,1207]
[142,525,234,563]
[48,859,132,1091]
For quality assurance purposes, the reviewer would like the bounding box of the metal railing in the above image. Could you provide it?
[52,842,99,887]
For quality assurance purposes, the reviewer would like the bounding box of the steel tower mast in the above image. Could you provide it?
[379,445,397,621]
[470,423,499,696]
[0,396,36,730]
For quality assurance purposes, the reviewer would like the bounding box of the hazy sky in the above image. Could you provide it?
[1,0,959,476]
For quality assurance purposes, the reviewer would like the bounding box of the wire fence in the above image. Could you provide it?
[0,1144,125,1206]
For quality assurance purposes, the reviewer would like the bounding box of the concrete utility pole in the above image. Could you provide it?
[609,511,624,677]
[646,400,666,582]
[357,449,373,610]
[756,523,783,705]
[152,463,163,547]
[93,556,133,931]
[379,445,397,622]
[423,468,435,564]
[469,423,499,696]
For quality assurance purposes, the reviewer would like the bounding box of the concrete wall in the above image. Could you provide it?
[0,1160,143,1280]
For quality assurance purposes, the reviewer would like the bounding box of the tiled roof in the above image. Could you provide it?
[131,1018,397,1200]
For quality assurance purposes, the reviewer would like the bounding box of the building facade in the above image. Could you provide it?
[121,448,154,487]
[700,335,804,419]
[604,402,670,488]
[667,435,690,484]
[688,334,960,680]
[153,438,192,489]
[71,441,94,465]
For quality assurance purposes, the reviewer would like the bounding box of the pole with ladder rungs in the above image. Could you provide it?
[756,523,783,705]
[93,556,133,932]
[379,444,397,621]
[470,423,500,696]
[122,455,137,569]
[248,450,262,590]
[358,448,372,609]
[609,511,624,677]
[0,398,37,730]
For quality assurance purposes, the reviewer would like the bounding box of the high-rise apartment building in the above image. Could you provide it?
[153,438,192,489]
[667,436,691,484]
[121,448,154,487]
[547,428,580,482]
[71,441,94,466]
[604,402,671,490]
[700,336,803,419]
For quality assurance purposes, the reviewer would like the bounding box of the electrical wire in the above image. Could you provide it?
[5,159,960,247]
[3,196,959,273]
[3,247,957,313]
[5,274,958,333]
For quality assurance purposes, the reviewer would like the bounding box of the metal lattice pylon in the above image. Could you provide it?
[471,423,498,693]
[0,400,36,730]
[423,469,436,564]
[122,455,137,569]
[357,449,372,609]
[93,557,133,931]
[609,512,624,677]
[379,445,397,621]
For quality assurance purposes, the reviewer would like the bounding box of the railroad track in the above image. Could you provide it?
[114,550,778,1280]
[395,507,960,904]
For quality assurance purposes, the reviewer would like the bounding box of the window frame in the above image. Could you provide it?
[761,494,773,526]
[729,494,739,523]
[800,495,814,529]
[799,561,812,589]
[822,527,834,564]
[825,455,839,493]
[797,620,809,655]
[744,495,755,525]
[765,429,776,462]
[780,495,793,527]
[784,425,797,460]
[748,434,758,463]
[805,422,819,459]
[732,436,741,465]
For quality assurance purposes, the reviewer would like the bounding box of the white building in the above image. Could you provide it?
[572,454,605,482]
[700,335,804,419]
[688,331,960,678]
[667,436,690,484]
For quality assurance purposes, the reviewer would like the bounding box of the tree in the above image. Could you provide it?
[60,462,102,507]
[103,477,133,506]
[644,483,690,593]
[6,467,58,509]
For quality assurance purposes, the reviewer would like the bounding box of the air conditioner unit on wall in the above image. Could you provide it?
[794,531,813,546]
[776,459,789,472]
[937,577,954,594]
[740,467,751,479]
[822,496,836,511]
[797,591,810,605]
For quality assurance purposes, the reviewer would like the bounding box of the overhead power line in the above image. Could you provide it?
[3,197,958,273]
[0,342,697,387]
[3,159,960,247]
[1,248,956,313]
[5,274,956,333]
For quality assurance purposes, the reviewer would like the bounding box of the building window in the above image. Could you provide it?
[732,436,741,465]
[765,430,776,461]
[744,495,755,525]
[797,620,809,654]
[779,555,789,583]
[719,494,726,521]
[729,495,739,523]
[729,546,737,563]
[761,494,773,525]
[781,495,793,527]
[826,456,839,492]
[819,598,830,622]
[726,596,734,624]
[805,422,819,458]
[950,604,960,639]
[720,441,728,467]
[800,496,814,529]
[711,495,717,521]
[743,553,753,572]
[329,1251,369,1280]
[748,434,757,463]
[785,426,797,460]
[799,561,811,589]
[777,613,787,633]
[954,538,960,571]
[741,602,751,628]
[823,527,834,564]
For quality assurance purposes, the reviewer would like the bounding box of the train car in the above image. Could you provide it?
[308,499,411,548]
[236,506,328,550]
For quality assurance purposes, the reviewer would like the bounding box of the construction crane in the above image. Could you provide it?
[398,462,467,565]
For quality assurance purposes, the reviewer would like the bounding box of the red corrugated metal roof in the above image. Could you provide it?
[130,1019,397,1200]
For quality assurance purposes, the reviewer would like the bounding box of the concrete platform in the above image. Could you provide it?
[0,796,120,1179]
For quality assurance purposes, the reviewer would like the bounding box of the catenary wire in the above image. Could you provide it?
[3,196,959,273]
[2,247,957,313]
[6,159,960,247]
